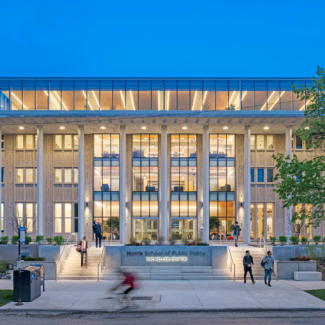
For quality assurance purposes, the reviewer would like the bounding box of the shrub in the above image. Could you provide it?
[25,236,32,245]
[322,237,325,244]
[0,236,9,245]
[301,237,308,245]
[270,236,276,246]
[22,257,45,261]
[36,235,44,244]
[313,235,322,245]
[0,260,9,273]
[321,245,325,259]
[53,236,64,246]
[11,235,19,245]
[193,238,203,246]
[182,237,189,246]
[305,245,319,261]
[197,242,209,246]
[157,236,165,245]
[142,237,151,246]
[289,236,299,245]
[168,237,175,245]
[299,255,311,261]
[46,238,53,245]
[279,236,288,246]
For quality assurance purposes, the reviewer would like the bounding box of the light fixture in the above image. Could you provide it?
[240,202,243,207]
[85,195,89,207]
[141,126,147,130]
[223,126,228,130]
[263,126,269,130]
[305,127,309,130]
[182,126,188,130]
[19,126,24,130]
[11,92,28,110]
[191,91,197,110]
[100,126,106,130]
[60,126,65,130]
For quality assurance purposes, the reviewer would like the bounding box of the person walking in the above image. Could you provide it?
[263,250,274,287]
[232,221,241,247]
[92,220,102,248]
[78,236,88,268]
[243,250,256,284]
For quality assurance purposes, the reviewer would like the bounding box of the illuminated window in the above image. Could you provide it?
[266,135,274,149]
[55,135,62,149]
[16,135,24,150]
[256,135,264,149]
[64,135,72,149]
[64,169,72,183]
[26,135,34,150]
[16,169,24,183]
[26,168,33,183]
[65,203,72,233]
[55,169,62,182]
[55,203,62,233]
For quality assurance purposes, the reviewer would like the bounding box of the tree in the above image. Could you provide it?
[8,215,35,236]
[272,66,325,229]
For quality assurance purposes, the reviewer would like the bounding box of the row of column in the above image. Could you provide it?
[0,124,293,243]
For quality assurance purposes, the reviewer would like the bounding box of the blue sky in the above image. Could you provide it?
[0,0,324,78]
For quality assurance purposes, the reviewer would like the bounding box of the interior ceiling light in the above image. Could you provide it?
[19,126,24,130]
[201,91,208,110]
[300,99,311,111]
[158,90,161,111]
[141,126,147,130]
[11,92,28,110]
[241,91,247,101]
[263,126,269,130]
[100,126,106,130]
[53,91,69,110]
[120,91,125,108]
[228,91,236,106]
[167,91,170,111]
[223,126,228,130]
[182,126,188,130]
[130,91,136,110]
[60,126,65,130]
[191,91,197,110]
[82,91,93,110]
[270,91,285,110]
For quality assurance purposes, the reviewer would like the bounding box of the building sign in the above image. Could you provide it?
[19,227,25,244]
[146,256,188,262]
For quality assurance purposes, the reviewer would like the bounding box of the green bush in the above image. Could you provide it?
[157,236,165,245]
[197,243,209,246]
[53,236,64,246]
[289,236,299,245]
[36,235,44,244]
[301,236,308,245]
[313,235,322,245]
[305,245,319,260]
[0,236,9,245]
[22,257,45,261]
[0,260,9,273]
[270,236,276,246]
[11,235,19,245]
[46,238,53,245]
[142,237,151,246]
[322,237,325,244]
[182,237,189,246]
[25,236,32,245]
[279,236,287,246]
[168,237,175,245]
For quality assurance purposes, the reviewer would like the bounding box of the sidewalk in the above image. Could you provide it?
[1,279,325,312]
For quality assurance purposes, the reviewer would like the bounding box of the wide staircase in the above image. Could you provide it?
[57,246,104,280]
[104,266,231,280]
[228,246,266,281]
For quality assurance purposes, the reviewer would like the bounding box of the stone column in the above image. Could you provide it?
[78,125,85,241]
[202,125,210,244]
[119,125,126,244]
[285,126,293,239]
[37,125,44,236]
[160,125,168,242]
[244,125,251,244]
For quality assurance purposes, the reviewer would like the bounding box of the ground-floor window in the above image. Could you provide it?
[54,202,74,234]
[15,202,37,234]
[133,218,157,241]
[250,203,274,241]
[171,218,196,240]
[1,203,4,233]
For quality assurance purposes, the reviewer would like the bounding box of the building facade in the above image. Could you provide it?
[0,77,321,243]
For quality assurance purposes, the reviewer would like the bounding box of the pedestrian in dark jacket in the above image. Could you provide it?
[243,250,256,284]
[92,221,102,248]
[232,221,241,247]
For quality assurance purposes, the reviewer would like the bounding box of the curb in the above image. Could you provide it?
[2,308,325,314]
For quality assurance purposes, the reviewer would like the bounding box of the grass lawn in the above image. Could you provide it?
[0,290,13,307]
[306,289,325,301]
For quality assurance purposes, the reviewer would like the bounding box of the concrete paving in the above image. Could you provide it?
[1,279,325,311]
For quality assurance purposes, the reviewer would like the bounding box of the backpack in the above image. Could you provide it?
[261,257,266,268]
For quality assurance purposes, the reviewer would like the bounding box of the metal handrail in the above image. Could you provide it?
[97,243,106,282]
[55,234,71,281]
[227,244,235,282]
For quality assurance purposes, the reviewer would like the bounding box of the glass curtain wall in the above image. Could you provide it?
[170,135,197,240]
[209,134,235,240]
[93,134,120,240]
[132,134,159,240]
[0,79,311,111]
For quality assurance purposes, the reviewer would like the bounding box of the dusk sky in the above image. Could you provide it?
[0,0,324,78]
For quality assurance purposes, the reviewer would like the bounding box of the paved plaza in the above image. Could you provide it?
[1,279,325,312]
